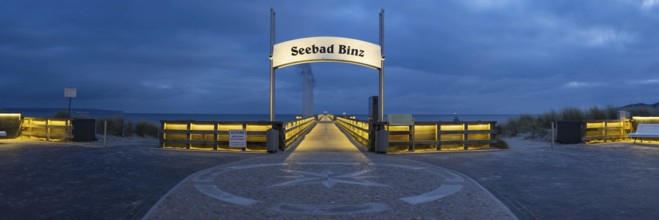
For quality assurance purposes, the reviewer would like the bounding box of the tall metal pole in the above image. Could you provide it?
[269,8,276,121]
[378,9,385,122]
[67,97,72,118]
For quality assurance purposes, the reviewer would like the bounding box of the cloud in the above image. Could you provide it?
[1,0,659,114]
[564,81,603,88]
[627,78,659,84]
[642,0,658,9]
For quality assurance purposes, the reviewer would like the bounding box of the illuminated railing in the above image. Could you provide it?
[334,116,496,152]
[0,113,22,138]
[21,117,72,141]
[387,122,497,151]
[284,116,317,147]
[160,121,278,151]
[160,116,317,152]
[336,116,370,145]
[583,119,632,142]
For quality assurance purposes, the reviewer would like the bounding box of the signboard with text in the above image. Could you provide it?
[388,114,415,126]
[272,36,382,69]
[64,88,77,98]
[229,130,247,148]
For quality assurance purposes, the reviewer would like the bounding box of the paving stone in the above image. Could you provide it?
[144,118,515,219]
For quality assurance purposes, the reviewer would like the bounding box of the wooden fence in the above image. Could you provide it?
[336,117,370,145]
[583,119,632,142]
[335,116,497,152]
[21,117,72,141]
[159,116,316,152]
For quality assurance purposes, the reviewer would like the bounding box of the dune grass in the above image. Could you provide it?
[501,105,659,137]
[95,117,159,138]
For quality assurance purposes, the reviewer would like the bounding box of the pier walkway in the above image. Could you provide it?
[144,117,515,219]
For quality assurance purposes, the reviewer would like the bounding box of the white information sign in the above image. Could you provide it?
[64,87,77,98]
[229,130,247,148]
[272,36,382,69]
[388,114,415,126]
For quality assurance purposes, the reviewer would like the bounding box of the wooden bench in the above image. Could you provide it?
[628,124,659,143]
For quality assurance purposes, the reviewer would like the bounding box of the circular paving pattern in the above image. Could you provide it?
[192,162,465,215]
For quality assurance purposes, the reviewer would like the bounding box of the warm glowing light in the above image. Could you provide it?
[633,116,659,123]
[441,124,464,131]
[0,113,21,118]
[164,123,187,130]
[190,123,214,131]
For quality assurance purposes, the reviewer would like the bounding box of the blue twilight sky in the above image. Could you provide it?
[1,0,658,114]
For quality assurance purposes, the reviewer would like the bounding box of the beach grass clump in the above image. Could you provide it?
[492,137,509,149]
[96,117,159,138]
[559,107,585,121]
[96,117,127,136]
[135,120,159,138]
[53,110,70,119]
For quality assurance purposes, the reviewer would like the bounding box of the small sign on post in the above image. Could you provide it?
[64,88,77,98]
[229,130,247,148]
[64,87,77,118]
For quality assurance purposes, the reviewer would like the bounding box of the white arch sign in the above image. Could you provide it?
[272,36,382,70]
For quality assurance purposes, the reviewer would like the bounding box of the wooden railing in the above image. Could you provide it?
[584,119,632,142]
[160,116,316,152]
[21,117,72,141]
[336,116,370,145]
[284,117,316,146]
[335,116,497,152]
[387,122,497,151]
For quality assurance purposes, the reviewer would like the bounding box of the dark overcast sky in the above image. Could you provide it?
[1,0,658,114]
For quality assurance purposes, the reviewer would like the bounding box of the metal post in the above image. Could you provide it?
[378,9,385,122]
[104,120,107,147]
[269,8,276,121]
[270,62,275,121]
[551,122,555,149]
[67,97,72,118]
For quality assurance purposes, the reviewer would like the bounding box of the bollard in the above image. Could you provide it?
[551,122,555,149]
[375,129,389,154]
[266,129,279,153]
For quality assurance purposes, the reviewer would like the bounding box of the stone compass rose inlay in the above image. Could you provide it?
[269,169,389,188]
[192,162,465,214]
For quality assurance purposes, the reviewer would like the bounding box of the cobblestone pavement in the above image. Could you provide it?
[0,139,259,219]
[6,120,656,219]
[145,119,515,219]
[401,138,659,219]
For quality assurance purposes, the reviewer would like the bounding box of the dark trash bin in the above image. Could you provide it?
[72,119,97,142]
[556,121,583,144]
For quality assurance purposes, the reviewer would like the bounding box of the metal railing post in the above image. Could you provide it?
[436,123,441,151]
[551,122,555,149]
[463,123,469,150]
[186,121,191,149]
[104,120,108,147]
[213,123,219,150]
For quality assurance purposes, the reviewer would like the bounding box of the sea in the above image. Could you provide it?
[11,109,519,124]
[124,114,517,124]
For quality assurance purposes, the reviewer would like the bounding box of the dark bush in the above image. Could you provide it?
[492,138,509,149]
[96,117,126,136]
[53,110,70,119]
